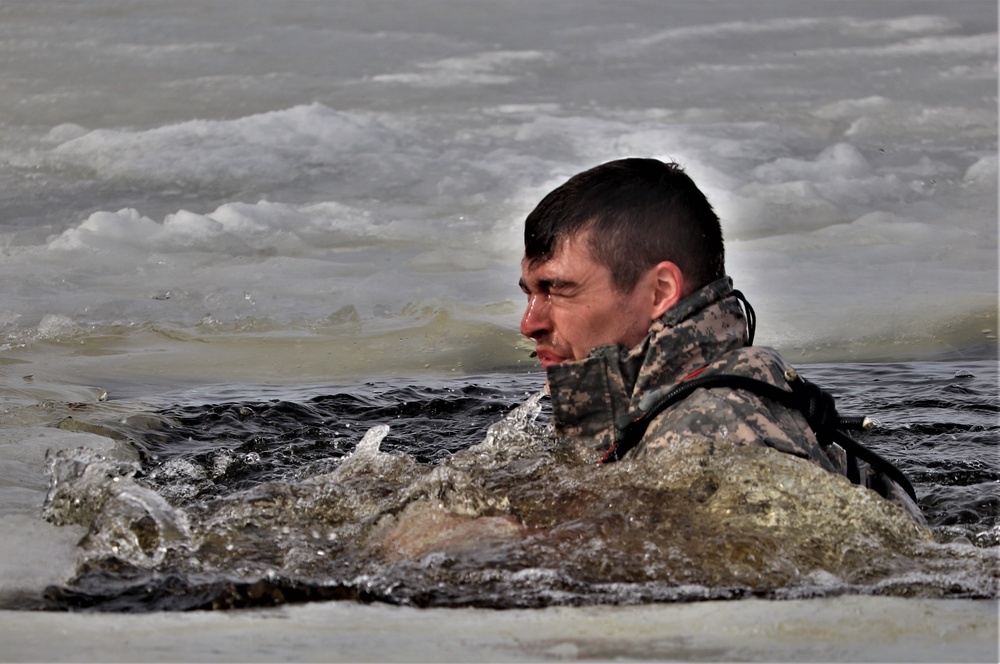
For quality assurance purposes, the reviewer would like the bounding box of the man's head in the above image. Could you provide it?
[519,158,724,367]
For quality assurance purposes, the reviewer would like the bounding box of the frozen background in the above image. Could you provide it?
[0,1,996,660]
[0,0,995,393]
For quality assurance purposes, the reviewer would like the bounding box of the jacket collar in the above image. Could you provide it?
[545,276,749,452]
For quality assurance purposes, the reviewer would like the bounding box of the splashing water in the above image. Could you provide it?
[38,365,997,612]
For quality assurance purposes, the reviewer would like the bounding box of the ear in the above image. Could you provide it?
[650,261,684,319]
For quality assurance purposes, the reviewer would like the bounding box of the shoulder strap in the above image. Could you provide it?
[603,371,918,504]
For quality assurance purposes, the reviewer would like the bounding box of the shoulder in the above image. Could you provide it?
[632,386,783,453]
[707,345,792,386]
[628,361,833,468]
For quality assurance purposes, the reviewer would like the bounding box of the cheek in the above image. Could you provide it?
[562,308,616,357]
[600,293,651,349]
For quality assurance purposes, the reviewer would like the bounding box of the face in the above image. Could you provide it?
[519,232,658,368]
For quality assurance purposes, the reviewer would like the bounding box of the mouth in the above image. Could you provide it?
[532,349,565,368]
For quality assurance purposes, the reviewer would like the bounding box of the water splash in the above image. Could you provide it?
[38,371,999,611]
[44,447,190,568]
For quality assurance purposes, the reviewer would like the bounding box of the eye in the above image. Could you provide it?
[547,281,575,298]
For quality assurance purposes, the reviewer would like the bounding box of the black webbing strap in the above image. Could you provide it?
[604,372,918,504]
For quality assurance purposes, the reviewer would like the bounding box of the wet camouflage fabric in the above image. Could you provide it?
[547,277,924,523]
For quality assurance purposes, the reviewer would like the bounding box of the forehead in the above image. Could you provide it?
[523,231,594,269]
[521,231,606,282]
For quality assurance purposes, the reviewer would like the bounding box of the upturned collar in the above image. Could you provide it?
[545,276,750,453]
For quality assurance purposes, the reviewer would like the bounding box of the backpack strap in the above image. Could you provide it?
[602,369,918,504]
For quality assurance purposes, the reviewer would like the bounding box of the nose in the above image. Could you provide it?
[520,293,551,340]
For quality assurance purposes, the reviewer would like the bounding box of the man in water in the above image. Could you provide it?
[519,158,922,521]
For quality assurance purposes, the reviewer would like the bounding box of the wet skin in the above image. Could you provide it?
[519,231,681,368]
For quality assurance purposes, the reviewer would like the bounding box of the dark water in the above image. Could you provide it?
[39,360,999,612]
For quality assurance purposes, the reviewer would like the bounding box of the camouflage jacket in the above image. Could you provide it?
[546,277,924,522]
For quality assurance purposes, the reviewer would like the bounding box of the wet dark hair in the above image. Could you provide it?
[524,158,725,294]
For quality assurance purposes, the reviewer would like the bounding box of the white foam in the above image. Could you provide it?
[371,50,552,87]
[753,143,875,183]
[45,104,398,186]
[618,14,963,52]
[816,32,998,57]
[963,154,998,187]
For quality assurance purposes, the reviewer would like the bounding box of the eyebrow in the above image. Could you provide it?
[519,276,577,293]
